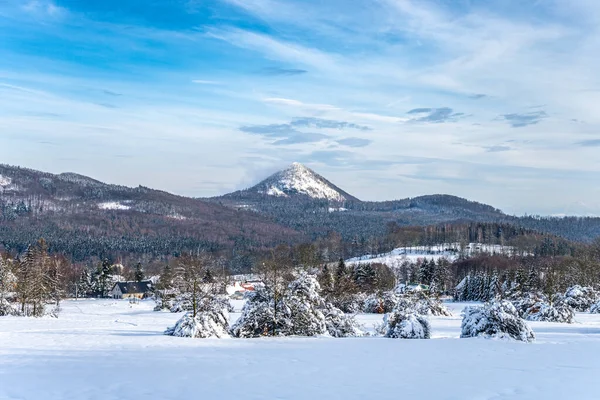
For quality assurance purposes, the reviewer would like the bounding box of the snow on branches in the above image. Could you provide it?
[323,304,364,338]
[524,301,574,323]
[383,311,431,339]
[559,285,598,312]
[363,291,398,314]
[231,274,363,338]
[461,300,535,342]
[165,297,230,338]
[230,286,292,338]
[590,300,600,314]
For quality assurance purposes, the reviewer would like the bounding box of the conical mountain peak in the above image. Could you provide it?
[249,162,357,202]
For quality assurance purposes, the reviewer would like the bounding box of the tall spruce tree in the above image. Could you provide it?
[134,262,144,282]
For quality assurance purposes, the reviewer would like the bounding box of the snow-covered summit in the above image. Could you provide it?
[0,175,11,187]
[252,162,357,202]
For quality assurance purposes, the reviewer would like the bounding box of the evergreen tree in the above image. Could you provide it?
[134,262,144,282]
[202,268,215,283]
[353,263,376,290]
[157,264,174,291]
[335,258,346,281]
[318,264,334,294]
[95,259,113,298]
[487,271,499,301]
[76,269,93,298]
[0,257,17,316]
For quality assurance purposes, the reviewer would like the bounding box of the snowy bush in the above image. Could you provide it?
[461,300,535,342]
[230,286,292,338]
[511,293,548,318]
[330,292,365,314]
[166,293,234,314]
[165,294,231,338]
[390,293,452,317]
[232,274,361,338]
[164,309,230,338]
[153,295,175,312]
[590,300,600,314]
[209,295,235,313]
[284,274,328,336]
[363,291,398,314]
[168,293,192,313]
[414,293,452,316]
[323,304,364,337]
[561,285,598,312]
[524,301,574,323]
[0,299,19,316]
[383,311,431,339]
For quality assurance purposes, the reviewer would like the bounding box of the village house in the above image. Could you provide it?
[109,281,153,299]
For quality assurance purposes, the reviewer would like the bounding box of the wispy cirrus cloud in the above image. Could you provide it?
[291,117,370,131]
[239,123,328,145]
[239,116,373,146]
[576,139,600,147]
[336,137,372,148]
[259,67,307,76]
[502,111,547,128]
[469,93,487,100]
[407,107,465,123]
[484,145,511,153]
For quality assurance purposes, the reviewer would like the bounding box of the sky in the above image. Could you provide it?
[1,0,600,216]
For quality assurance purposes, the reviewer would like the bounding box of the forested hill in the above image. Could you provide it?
[0,164,304,261]
[1,163,600,265]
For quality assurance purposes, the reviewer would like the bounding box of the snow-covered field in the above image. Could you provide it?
[1,300,599,400]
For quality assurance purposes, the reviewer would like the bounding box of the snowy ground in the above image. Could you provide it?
[1,300,599,400]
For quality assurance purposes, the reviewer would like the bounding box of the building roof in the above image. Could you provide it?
[112,281,152,294]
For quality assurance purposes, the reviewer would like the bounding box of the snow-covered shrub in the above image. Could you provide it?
[165,293,230,338]
[230,286,292,338]
[461,300,535,342]
[390,293,452,317]
[164,309,230,338]
[232,274,359,338]
[209,295,235,313]
[524,301,574,323]
[153,295,175,312]
[167,293,192,313]
[413,293,452,316]
[285,274,328,336]
[363,291,398,313]
[511,292,548,318]
[323,304,364,337]
[590,300,600,314]
[330,292,366,313]
[561,285,598,312]
[0,298,19,316]
[383,311,431,339]
[166,293,234,314]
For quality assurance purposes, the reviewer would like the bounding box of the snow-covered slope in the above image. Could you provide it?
[98,202,131,211]
[346,243,519,266]
[0,175,11,187]
[249,162,357,202]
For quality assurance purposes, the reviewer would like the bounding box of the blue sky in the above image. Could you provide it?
[1,0,600,215]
